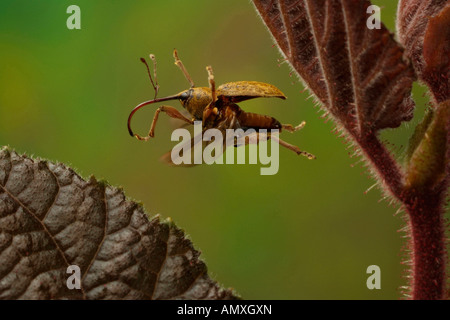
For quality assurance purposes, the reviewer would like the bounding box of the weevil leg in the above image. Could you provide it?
[201,66,218,126]
[134,105,194,141]
[206,65,217,103]
[270,134,316,159]
[173,49,195,88]
[282,121,306,133]
[149,54,159,99]
[234,131,315,159]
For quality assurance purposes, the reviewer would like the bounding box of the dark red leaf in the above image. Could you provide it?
[397,1,449,103]
[252,0,416,137]
[0,147,238,300]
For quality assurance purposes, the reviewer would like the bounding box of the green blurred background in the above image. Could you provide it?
[0,1,438,299]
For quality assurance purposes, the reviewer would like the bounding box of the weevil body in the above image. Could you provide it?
[177,87,212,120]
[127,49,315,160]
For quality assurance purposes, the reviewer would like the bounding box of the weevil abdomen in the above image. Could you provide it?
[205,103,282,132]
[238,111,282,130]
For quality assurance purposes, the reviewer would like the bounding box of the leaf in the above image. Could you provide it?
[397,1,450,103]
[252,0,416,137]
[0,147,238,300]
[405,100,449,190]
[405,107,434,162]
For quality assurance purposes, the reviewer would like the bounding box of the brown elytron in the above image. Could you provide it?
[127,49,315,160]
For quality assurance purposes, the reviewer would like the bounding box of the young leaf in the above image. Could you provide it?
[405,107,434,163]
[0,147,238,300]
[405,101,449,190]
[397,1,449,103]
[252,0,416,137]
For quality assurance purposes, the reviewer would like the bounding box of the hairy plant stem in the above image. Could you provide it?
[406,198,446,299]
[357,133,404,198]
[359,133,447,299]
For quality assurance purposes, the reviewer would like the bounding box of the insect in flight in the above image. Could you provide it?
[127,49,315,163]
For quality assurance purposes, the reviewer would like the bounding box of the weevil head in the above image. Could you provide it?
[128,87,213,137]
[177,87,212,120]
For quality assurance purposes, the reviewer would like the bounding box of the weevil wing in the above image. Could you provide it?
[168,109,193,129]
[160,131,205,167]
[216,81,286,103]
[160,128,231,167]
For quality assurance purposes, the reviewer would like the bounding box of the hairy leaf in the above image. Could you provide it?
[252,0,416,137]
[397,1,449,103]
[0,147,238,300]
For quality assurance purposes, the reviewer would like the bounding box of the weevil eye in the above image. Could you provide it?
[179,90,190,100]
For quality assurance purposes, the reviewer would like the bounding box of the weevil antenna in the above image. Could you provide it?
[149,54,159,98]
[140,56,159,99]
[127,94,181,137]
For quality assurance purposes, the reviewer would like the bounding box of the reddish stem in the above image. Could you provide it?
[357,132,447,299]
[357,133,404,198]
[407,196,446,300]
